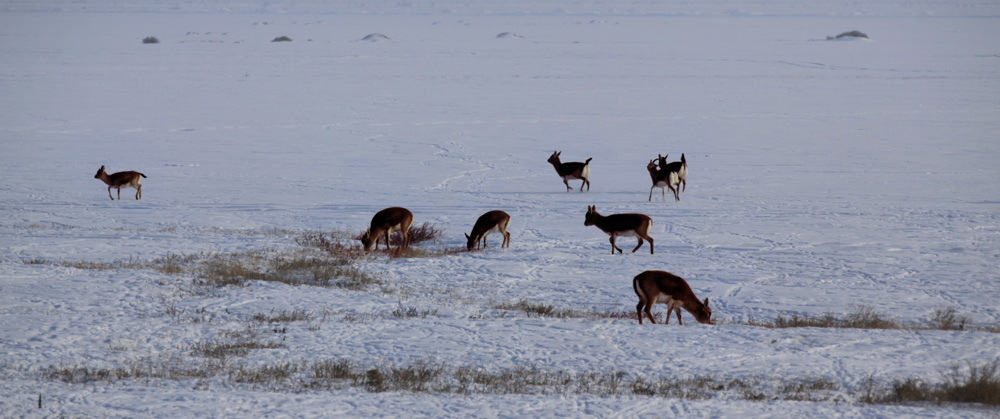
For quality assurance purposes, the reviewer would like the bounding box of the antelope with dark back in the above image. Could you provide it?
[584,205,653,254]
[658,153,688,193]
[360,207,414,252]
[94,165,146,200]
[633,270,713,325]
[646,159,680,202]
[465,210,511,251]
[547,151,591,192]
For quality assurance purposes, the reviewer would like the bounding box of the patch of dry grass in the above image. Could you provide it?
[859,360,1000,406]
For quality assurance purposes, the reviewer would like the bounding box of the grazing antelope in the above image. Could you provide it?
[465,210,511,251]
[633,270,713,325]
[360,207,414,252]
[584,205,653,254]
[547,151,591,192]
[647,159,680,202]
[94,165,146,200]
[658,153,688,193]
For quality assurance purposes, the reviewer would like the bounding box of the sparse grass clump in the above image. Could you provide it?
[190,337,283,359]
[391,303,438,319]
[746,305,994,332]
[492,299,580,318]
[251,309,312,324]
[296,231,369,260]
[749,305,899,330]
[402,222,443,245]
[860,360,1000,406]
[43,355,996,407]
[930,307,972,331]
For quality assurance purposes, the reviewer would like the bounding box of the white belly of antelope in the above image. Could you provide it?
[609,230,639,238]
[654,293,676,305]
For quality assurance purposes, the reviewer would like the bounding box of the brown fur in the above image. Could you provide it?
[584,205,653,254]
[658,153,688,193]
[633,270,713,325]
[647,159,679,202]
[360,207,414,252]
[547,151,591,192]
[465,210,511,251]
[94,165,146,200]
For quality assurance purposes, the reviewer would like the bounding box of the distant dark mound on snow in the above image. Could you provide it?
[142,36,159,44]
[827,30,868,40]
[360,33,390,42]
[272,36,293,42]
[497,32,524,39]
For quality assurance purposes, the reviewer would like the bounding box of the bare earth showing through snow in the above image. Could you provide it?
[1,1,999,417]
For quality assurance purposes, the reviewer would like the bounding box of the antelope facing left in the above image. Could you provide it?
[584,205,653,254]
[633,270,713,325]
[94,165,146,200]
[465,210,511,251]
[360,207,414,252]
[547,151,591,192]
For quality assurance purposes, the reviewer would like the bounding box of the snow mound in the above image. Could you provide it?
[359,33,390,42]
[497,32,524,39]
[826,30,869,40]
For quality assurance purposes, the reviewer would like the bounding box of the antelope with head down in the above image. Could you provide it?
[633,270,713,325]
[465,210,511,251]
[360,207,414,252]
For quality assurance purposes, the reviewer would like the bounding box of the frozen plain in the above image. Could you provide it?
[1,0,999,417]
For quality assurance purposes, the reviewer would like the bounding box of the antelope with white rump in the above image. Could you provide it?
[94,165,146,200]
[547,151,591,192]
[584,205,654,255]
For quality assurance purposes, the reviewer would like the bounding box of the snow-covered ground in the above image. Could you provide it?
[1,1,999,417]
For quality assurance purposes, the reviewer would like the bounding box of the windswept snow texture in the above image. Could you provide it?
[2,1,999,417]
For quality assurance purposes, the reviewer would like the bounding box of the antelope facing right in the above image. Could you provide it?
[360,207,414,252]
[547,151,591,192]
[633,270,713,325]
[584,205,653,254]
[465,210,511,251]
[647,159,680,202]
[94,165,146,200]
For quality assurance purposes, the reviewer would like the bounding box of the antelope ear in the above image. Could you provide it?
[704,297,710,307]
[464,233,470,239]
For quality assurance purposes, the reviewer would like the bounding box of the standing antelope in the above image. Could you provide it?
[658,153,688,193]
[584,205,653,254]
[633,270,713,325]
[547,151,591,192]
[94,165,146,200]
[465,210,511,251]
[647,159,680,202]
[360,207,414,252]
